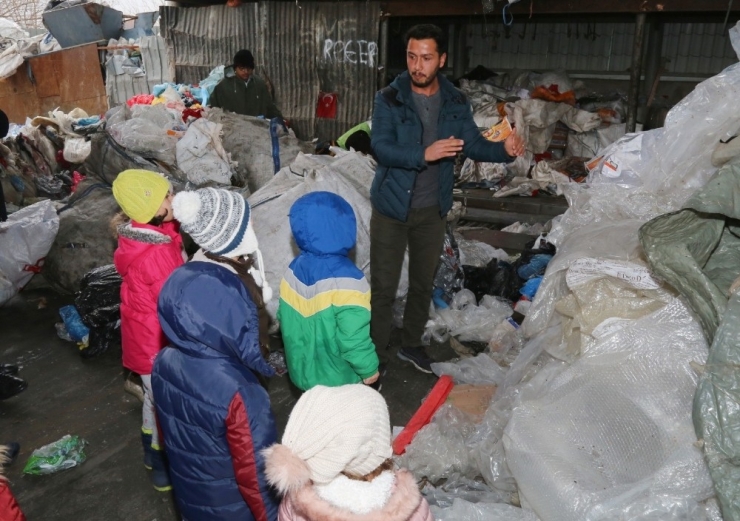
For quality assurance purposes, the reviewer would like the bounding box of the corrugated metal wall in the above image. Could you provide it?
[160,4,260,84]
[160,2,380,140]
[106,35,173,107]
[467,20,737,75]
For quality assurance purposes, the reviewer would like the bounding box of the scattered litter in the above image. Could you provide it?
[74,265,122,358]
[58,305,89,346]
[23,435,88,475]
[267,351,287,376]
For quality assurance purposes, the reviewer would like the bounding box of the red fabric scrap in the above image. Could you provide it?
[126,94,155,107]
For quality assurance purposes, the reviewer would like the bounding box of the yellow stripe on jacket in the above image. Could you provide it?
[279,279,370,319]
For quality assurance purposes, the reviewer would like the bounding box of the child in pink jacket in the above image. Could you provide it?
[112,169,184,492]
[263,385,433,521]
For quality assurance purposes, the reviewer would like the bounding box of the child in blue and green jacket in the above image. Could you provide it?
[278,191,380,391]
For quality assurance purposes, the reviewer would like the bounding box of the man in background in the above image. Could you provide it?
[208,50,283,120]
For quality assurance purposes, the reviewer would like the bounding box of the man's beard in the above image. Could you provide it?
[410,68,439,88]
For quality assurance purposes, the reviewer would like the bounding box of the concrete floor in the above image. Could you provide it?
[1,279,454,520]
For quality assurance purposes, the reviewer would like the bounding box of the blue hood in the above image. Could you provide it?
[158,262,274,377]
[289,191,356,256]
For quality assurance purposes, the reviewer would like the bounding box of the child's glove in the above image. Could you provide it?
[363,372,380,385]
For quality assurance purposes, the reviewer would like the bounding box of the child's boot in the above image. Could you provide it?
[149,447,172,492]
[141,431,154,470]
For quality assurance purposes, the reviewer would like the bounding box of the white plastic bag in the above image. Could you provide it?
[63,137,92,163]
[176,118,234,186]
[0,200,60,305]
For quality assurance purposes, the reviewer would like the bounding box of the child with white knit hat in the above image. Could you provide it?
[172,187,273,354]
[263,384,433,521]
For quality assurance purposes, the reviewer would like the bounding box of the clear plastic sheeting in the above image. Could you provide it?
[552,257,674,359]
[504,299,713,521]
[424,289,513,344]
[431,498,539,521]
[432,353,507,386]
[457,237,509,267]
[397,404,480,484]
[422,478,507,508]
[551,55,740,247]
[523,219,645,339]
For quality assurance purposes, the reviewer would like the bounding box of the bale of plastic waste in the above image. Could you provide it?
[176,118,233,186]
[505,298,713,520]
[0,199,59,306]
[640,163,740,342]
[249,150,410,318]
[694,290,740,521]
[80,132,163,186]
[43,181,119,293]
[208,108,313,192]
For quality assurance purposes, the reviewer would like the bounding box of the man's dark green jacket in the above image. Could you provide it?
[208,75,282,119]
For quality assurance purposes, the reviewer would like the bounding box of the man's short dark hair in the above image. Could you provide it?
[233,49,255,69]
[404,24,448,55]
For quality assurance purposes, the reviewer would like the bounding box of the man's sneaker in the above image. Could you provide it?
[397,346,434,374]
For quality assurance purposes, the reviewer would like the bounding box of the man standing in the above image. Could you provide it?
[370,24,525,373]
[208,49,283,119]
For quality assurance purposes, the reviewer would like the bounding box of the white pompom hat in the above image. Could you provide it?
[262,385,392,494]
[172,188,272,301]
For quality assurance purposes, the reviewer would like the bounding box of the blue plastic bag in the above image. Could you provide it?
[517,254,553,280]
[520,276,543,300]
[58,305,89,344]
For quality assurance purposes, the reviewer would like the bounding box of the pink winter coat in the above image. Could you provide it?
[114,220,184,375]
[277,470,433,521]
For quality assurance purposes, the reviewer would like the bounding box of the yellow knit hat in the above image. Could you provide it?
[112,169,171,223]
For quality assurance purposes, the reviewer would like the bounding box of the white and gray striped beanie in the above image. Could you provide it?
[172,188,271,300]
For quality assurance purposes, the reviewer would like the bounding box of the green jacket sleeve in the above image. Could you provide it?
[334,305,379,379]
[208,82,222,108]
[263,82,283,119]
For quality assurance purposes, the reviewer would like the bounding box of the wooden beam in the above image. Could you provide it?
[382,0,740,17]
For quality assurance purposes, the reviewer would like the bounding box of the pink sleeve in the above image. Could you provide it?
[278,495,306,521]
[409,496,434,521]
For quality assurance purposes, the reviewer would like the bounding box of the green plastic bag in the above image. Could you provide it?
[23,435,88,475]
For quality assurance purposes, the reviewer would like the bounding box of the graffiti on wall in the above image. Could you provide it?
[322,39,377,67]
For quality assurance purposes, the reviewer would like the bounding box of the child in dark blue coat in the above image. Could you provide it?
[153,188,278,521]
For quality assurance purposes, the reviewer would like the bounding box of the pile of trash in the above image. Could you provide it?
[1,55,313,293]
[456,68,626,198]
[396,21,740,521]
[0,18,60,81]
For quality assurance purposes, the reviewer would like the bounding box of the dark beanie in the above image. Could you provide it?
[233,49,255,69]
